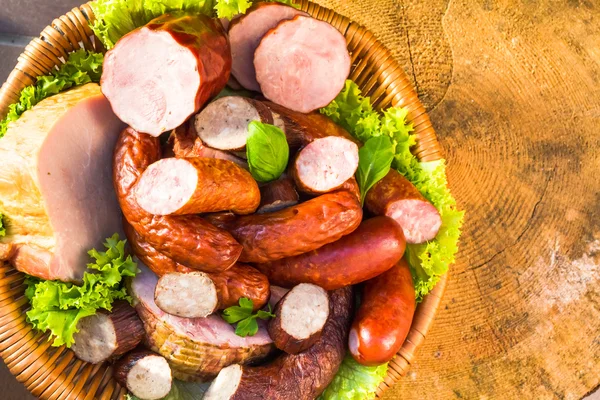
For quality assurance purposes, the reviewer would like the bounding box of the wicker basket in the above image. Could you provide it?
[0,1,448,399]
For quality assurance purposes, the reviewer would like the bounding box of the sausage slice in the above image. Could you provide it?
[71,301,144,364]
[268,283,329,354]
[155,272,219,318]
[114,349,173,400]
[365,169,442,244]
[133,157,260,215]
[229,3,308,91]
[255,216,406,290]
[291,136,359,194]
[204,287,353,400]
[102,14,231,136]
[194,97,273,151]
[254,16,351,113]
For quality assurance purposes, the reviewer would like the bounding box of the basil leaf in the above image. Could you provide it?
[356,136,395,205]
[246,121,289,183]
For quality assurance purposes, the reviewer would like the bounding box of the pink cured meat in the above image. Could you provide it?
[101,14,231,137]
[131,264,274,381]
[254,15,351,113]
[229,3,308,91]
[0,84,125,282]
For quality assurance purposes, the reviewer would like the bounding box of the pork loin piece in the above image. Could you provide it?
[114,349,173,400]
[268,284,329,354]
[0,83,125,282]
[229,3,308,91]
[365,169,442,244]
[194,97,273,151]
[257,177,299,213]
[255,16,351,113]
[204,287,353,400]
[102,14,231,136]
[292,136,359,194]
[71,301,144,364]
[169,123,248,169]
[131,264,274,381]
[134,158,260,215]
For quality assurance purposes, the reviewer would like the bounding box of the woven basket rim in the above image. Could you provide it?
[0,1,448,399]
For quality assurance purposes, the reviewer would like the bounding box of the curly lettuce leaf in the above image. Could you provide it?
[214,0,252,19]
[321,80,464,301]
[25,234,138,347]
[0,214,5,237]
[0,50,103,139]
[319,355,387,400]
[90,0,216,48]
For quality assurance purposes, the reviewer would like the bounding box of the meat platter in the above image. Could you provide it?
[0,1,464,399]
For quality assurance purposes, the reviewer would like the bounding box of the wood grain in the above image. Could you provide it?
[314,0,600,398]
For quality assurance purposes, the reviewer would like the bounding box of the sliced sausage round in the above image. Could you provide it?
[207,190,363,263]
[194,96,273,151]
[114,349,173,400]
[291,136,359,194]
[102,14,231,136]
[255,216,406,290]
[114,127,242,273]
[365,169,442,244]
[229,3,308,91]
[268,283,329,354]
[134,157,260,216]
[254,15,351,113]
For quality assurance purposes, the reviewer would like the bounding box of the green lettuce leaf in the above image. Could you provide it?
[319,355,387,400]
[0,50,103,139]
[214,0,252,19]
[320,79,464,302]
[90,0,216,49]
[25,234,138,347]
[0,214,5,237]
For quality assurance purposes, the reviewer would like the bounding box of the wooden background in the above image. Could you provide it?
[1,0,599,399]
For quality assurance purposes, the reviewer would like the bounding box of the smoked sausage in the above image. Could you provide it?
[349,258,416,366]
[124,221,269,313]
[207,190,363,263]
[365,169,442,244]
[113,127,242,273]
[134,157,260,215]
[255,216,406,290]
[204,287,353,400]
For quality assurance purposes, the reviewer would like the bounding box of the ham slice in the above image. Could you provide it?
[0,83,125,282]
[131,264,274,381]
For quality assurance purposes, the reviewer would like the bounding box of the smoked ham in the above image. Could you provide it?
[131,264,274,381]
[0,83,125,282]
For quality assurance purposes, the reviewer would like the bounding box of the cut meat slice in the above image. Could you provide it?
[365,169,442,244]
[0,83,125,282]
[155,272,219,318]
[229,3,308,91]
[292,136,359,194]
[114,349,173,400]
[131,264,274,381]
[194,97,273,151]
[102,14,231,136]
[254,16,351,113]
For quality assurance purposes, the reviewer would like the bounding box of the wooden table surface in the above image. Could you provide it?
[1,0,599,399]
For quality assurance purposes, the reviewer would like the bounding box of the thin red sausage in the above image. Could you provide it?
[349,258,416,366]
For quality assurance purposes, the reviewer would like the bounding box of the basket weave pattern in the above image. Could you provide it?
[0,1,447,398]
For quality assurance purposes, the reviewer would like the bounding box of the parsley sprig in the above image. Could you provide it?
[222,298,275,337]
